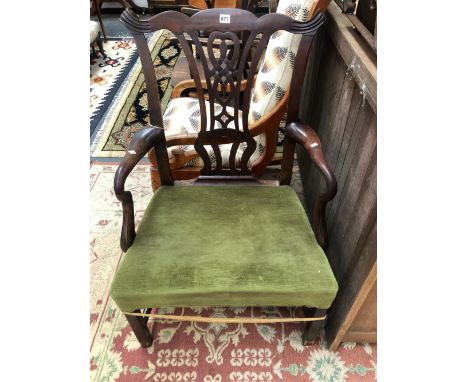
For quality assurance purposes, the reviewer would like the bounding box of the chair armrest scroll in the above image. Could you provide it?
[114,126,172,251]
[280,122,337,250]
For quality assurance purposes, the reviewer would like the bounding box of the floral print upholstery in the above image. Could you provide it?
[248,0,317,124]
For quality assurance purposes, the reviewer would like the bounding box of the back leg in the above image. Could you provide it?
[96,38,106,58]
[302,307,327,346]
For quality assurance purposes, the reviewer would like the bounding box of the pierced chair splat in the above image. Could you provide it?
[110,6,339,349]
[151,0,332,190]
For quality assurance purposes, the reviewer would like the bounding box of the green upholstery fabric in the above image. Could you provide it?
[110,186,338,312]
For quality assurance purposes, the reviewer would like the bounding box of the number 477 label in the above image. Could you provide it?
[220,14,231,23]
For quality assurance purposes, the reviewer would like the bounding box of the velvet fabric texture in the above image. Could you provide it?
[110,186,338,312]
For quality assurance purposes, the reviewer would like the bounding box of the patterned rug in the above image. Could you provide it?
[90,163,377,382]
[91,31,181,157]
[90,32,162,135]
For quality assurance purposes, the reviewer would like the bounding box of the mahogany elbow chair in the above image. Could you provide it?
[110,4,338,349]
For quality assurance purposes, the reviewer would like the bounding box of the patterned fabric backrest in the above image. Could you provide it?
[248,0,318,124]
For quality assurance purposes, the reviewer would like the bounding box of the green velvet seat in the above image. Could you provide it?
[110,185,338,312]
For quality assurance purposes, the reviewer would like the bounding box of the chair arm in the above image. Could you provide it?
[280,122,337,250]
[114,126,173,251]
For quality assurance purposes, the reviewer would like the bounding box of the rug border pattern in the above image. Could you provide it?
[90,30,166,157]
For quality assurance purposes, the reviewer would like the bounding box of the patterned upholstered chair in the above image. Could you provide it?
[147,0,331,190]
[110,5,338,349]
[90,20,106,58]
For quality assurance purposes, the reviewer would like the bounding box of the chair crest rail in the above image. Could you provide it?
[120,8,325,36]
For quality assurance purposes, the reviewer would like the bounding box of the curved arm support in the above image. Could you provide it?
[114,126,173,251]
[280,122,337,250]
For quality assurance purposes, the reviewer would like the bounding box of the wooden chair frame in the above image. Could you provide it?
[115,6,337,348]
[147,0,330,190]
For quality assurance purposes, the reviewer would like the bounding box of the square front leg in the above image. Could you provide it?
[125,309,153,348]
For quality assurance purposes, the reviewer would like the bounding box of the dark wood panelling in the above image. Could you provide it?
[327,225,376,349]
[326,2,376,112]
[328,116,376,282]
[297,1,377,350]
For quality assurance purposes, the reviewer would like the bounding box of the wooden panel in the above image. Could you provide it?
[327,121,376,282]
[325,2,376,112]
[298,30,350,225]
[299,33,377,281]
[326,94,372,227]
[348,280,376,333]
[342,330,376,343]
[297,2,377,349]
[327,227,376,350]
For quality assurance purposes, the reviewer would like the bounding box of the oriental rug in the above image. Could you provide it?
[90,163,377,382]
[90,32,164,136]
[91,31,181,157]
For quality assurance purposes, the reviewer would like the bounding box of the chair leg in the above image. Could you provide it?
[302,307,327,346]
[125,309,153,348]
[96,38,106,58]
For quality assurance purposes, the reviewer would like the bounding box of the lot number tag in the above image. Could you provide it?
[220,14,231,23]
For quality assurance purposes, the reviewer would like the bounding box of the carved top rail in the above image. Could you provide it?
[120,8,325,176]
[121,8,323,35]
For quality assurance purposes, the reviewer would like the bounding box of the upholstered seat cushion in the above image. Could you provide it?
[110,186,338,312]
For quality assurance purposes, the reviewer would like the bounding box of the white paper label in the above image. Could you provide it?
[220,14,230,23]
